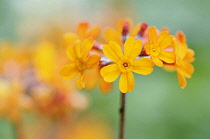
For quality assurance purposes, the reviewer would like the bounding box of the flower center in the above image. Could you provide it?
[152,48,156,52]
[123,62,129,68]
[150,44,160,56]
[76,59,86,71]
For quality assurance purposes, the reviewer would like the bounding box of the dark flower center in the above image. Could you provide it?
[123,62,129,67]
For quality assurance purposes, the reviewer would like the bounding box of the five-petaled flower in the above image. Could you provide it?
[144,26,175,67]
[100,37,154,93]
[60,38,101,89]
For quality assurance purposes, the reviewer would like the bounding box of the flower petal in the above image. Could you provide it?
[102,41,123,63]
[144,41,150,55]
[174,38,187,59]
[77,22,89,39]
[82,38,94,58]
[84,70,99,91]
[159,35,173,49]
[124,37,142,60]
[60,63,78,79]
[177,71,186,89]
[163,64,176,72]
[63,32,79,47]
[119,72,134,93]
[159,50,175,63]
[77,71,86,89]
[100,64,120,82]
[132,58,154,75]
[183,62,194,74]
[179,62,194,78]
[151,56,163,67]
[157,31,169,45]
[99,79,112,94]
[184,49,195,62]
[66,46,76,61]
[90,25,100,39]
[104,28,122,46]
[148,27,157,44]
[176,31,186,44]
[86,54,101,70]
[73,40,82,58]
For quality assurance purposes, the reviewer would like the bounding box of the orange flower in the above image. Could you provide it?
[77,22,100,40]
[60,38,101,89]
[163,32,195,88]
[100,37,154,93]
[103,18,142,46]
[63,22,100,47]
[144,26,175,67]
[85,66,112,94]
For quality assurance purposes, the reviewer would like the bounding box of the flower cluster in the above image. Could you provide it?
[61,19,195,93]
[0,40,113,138]
[0,42,88,121]
[0,18,195,139]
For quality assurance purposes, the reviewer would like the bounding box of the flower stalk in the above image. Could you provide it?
[12,120,23,139]
[119,92,126,139]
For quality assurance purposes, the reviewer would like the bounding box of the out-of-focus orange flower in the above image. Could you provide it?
[103,18,142,46]
[144,26,175,67]
[163,32,195,88]
[30,85,88,120]
[104,18,131,46]
[0,79,32,123]
[63,22,100,47]
[33,41,57,82]
[100,37,154,93]
[85,66,112,94]
[60,38,101,89]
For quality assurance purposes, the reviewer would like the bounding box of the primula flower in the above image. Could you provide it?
[144,26,175,67]
[64,22,100,47]
[60,38,101,89]
[163,32,195,88]
[100,37,154,93]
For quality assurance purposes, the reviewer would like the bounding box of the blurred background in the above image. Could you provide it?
[0,0,210,139]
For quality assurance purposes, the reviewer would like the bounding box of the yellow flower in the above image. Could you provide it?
[144,26,175,67]
[100,37,154,93]
[60,38,101,89]
[163,32,195,88]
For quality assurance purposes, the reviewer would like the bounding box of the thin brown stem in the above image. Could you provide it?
[13,120,23,139]
[119,92,126,139]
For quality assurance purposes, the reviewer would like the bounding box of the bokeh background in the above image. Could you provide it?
[0,0,210,139]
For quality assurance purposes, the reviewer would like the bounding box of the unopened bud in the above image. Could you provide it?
[138,23,148,37]
[122,22,130,43]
